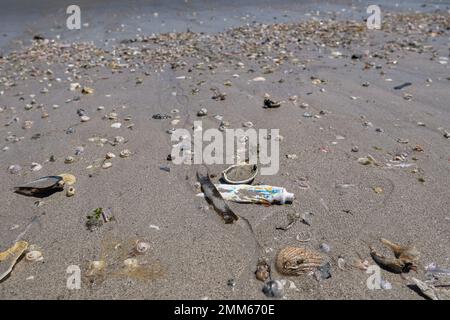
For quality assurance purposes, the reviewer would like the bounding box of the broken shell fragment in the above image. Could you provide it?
[81,86,94,94]
[0,241,29,281]
[263,99,282,108]
[86,260,106,278]
[30,162,42,172]
[369,238,420,273]
[102,162,112,169]
[105,152,116,159]
[119,149,131,158]
[276,246,325,275]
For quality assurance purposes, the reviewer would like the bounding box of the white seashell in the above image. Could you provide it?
[80,116,90,122]
[120,149,131,158]
[134,241,151,254]
[111,122,122,128]
[105,152,116,159]
[25,250,43,262]
[252,76,266,82]
[102,162,112,169]
[114,136,125,143]
[31,162,42,171]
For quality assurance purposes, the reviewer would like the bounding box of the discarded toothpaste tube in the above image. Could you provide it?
[197,184,295,204]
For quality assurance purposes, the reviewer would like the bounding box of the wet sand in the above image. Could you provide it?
[0,1,450,299]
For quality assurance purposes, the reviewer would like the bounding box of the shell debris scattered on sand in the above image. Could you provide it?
[276,246,325,275]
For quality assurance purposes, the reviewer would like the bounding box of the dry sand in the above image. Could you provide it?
[0,1,450,299]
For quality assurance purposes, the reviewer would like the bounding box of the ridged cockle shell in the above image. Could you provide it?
[276,246,325,276]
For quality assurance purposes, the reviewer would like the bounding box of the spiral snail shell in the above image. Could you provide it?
[25,250,43,262]
[276,246,325,276]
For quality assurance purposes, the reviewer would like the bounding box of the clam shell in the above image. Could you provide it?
[14,176,64,195]
[222,164,258,184]
[276,246,325,275]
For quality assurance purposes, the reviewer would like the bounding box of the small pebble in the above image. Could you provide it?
[262,280,284,298]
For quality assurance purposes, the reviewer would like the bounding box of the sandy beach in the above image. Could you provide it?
[1,1,450,300]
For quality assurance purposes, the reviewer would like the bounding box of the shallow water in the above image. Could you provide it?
[1,0,448,54]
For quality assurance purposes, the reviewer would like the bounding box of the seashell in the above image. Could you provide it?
[14,176,64,196]
[31,162,42,171]
[369,238,420,273]
[134,241,151,254]
[66,187,75,197]
[276,246,325,276]
[222,164,258,184]
[111,122,122,128]
[8,164,22,174]
[197,108,208,117]
[105,152,116,159]
[119,149,131,158]
[86,260,105,277]
[255,258,270,282]
[81,86,94,94]
[22,120,33,129]
[114,136,125,143]
[80,115,90,122]
[337,257,346,270]
[58,173,76,186]
[252,76,266,82]
[70,83,80,91]
[0,241,29,281]
[102,162,112,169]
[25,250,43,262]
[65,156,75,164]
[108,112,118,120]
[263,99,282,108]
[75,146,84,155]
